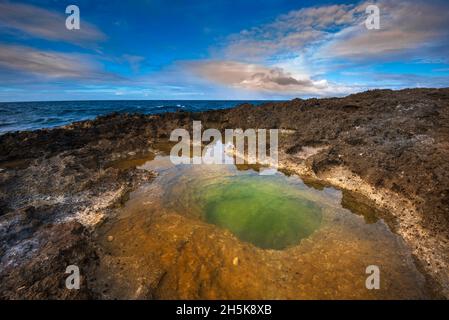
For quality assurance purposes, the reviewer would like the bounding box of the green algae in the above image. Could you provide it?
[198,176,322,249]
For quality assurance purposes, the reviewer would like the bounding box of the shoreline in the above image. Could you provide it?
[1,88,448,299]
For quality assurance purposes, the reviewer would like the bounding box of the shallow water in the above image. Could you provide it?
[199,176,322,249]
[96,145,433,299]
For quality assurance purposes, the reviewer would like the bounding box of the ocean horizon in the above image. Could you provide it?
[0,100,279,134]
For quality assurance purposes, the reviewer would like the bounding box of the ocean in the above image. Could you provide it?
[0,100,275,134]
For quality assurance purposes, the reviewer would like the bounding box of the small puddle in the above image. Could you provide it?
[95,142,434,299]
[106,152,155,170]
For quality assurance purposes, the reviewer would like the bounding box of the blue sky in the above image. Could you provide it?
[0,0,449,101]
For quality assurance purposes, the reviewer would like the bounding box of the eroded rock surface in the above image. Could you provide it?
[0,88,448,299]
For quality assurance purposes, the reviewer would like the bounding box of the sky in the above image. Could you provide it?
[0,0,449,101]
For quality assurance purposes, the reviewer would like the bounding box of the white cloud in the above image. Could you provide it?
[0,45,118,81]
[0,1,106,47]
[223,3,364,60]
[320,0,449,59]
[185,60,348,95]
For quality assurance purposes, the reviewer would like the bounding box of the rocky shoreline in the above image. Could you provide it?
[0,88,448,299]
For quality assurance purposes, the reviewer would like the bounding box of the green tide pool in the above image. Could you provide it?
[200,177,322,249]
